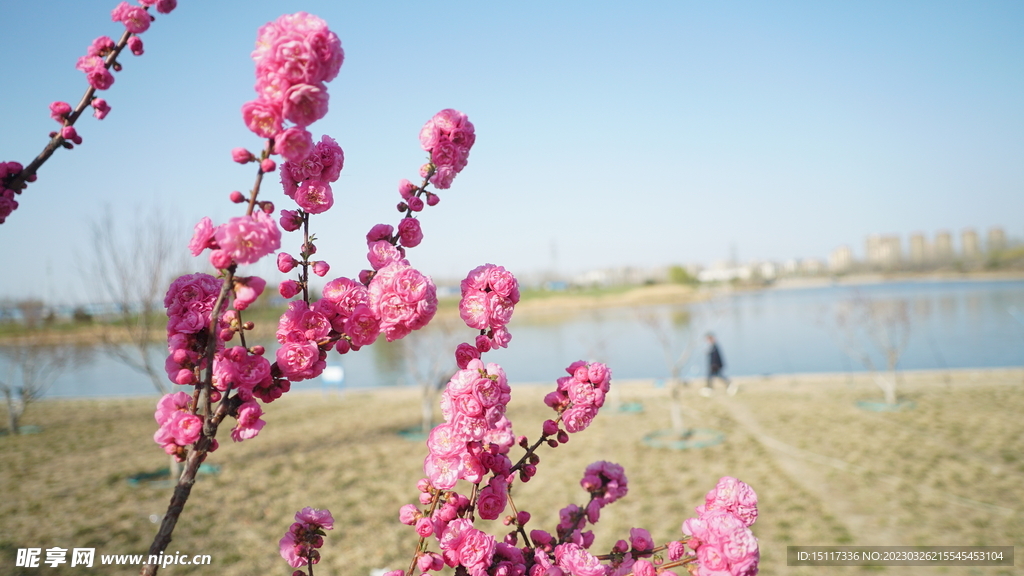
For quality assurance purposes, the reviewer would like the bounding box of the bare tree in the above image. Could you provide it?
[401,316,461,434]
[831,294,911,405]
[636,306,699,435]
[89,207,187,395]
[0,337,76,434]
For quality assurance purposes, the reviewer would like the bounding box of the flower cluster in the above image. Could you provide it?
[152,391,210,460]
[244,12,344,161]
[164,273,226,386]
[0,162,29,224]
[279,134,344,214]
[423,358,514,490]
[275,301,330,381]
[368,261,439,342]
[279,507,334,571]
[682,477,760,576]
[543,361,612,433]
[419,108,476,189]
[456,264,520,360]
[189,211,282,270]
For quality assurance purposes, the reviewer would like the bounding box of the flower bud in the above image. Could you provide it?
[229,190,245,203]
[426,193,440,206]
[313,261,330,277]
[277,252,297,273]
[279,280,301,299]
[542,419,559,437]
[260,158,277,173]
[231,148,254,164]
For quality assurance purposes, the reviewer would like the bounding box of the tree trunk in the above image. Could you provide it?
[669,377,686,434]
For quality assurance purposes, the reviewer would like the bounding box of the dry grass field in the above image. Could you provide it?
[1,368,1021,576]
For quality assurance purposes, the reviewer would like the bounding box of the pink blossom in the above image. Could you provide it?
[166,411,202,445]
[154,391,191,424]
[476,476,508,520]
[209,249,232,269]
[322,277,368,318]
[275,127,314,162]
[365,223,394,243]
[86,65,115,90]
[582,460,628,506]
[279,280,301,299]
[702,477,758,527]
[455,342,481,369]
[213,211,281,265]
[315,135,344,182]
[629,527,654,553]
[399,504,419,525]
[49,101,71,123]
[424,453,462,490]
[294,179,333,213]
[279,209,303,232]
[276,339,324,381]
[398,217,423,248]
[296,507,334,530]
[76,54,104,73]
[312,261,330,277]
[232,147,254,163]
[278,252,297,273]
[91,98,110,119]
[127,35,144,56]
[155,0,176,14]
[344,304,379,347]
[554,543,604,576]
[366,240,404,270]
[415,517,434,537]
[242,98,283,138]
[231,399,266,441]
[398,179,416,199]
[111,2,151,34]
[283,82,329,127]
[88,36,115,56]
[633,560,656,576]
[188,217,216,256]
[233,276,266,310]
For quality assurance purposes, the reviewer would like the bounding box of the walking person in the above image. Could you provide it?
[701,332,737,396]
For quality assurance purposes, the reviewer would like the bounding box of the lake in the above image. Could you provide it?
[5,279,1022,399]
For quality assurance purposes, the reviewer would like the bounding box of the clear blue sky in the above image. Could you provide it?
[2,0,1022,305]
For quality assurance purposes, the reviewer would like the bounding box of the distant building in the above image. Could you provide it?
[961,228,980,259]
[828,246,853,272]
[800,258,825,274]
[909,233,928,265]
[934,230,954,262]
[866,234,901,269]
[987,226,1007,253]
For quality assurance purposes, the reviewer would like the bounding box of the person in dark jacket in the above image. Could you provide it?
[701,332,737,396]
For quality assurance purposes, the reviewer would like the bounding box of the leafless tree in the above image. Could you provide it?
[831,294,911,405]
[88,207,187,395]
[401,316,461,434]
[636,306,699,435]
[0,336,78,434]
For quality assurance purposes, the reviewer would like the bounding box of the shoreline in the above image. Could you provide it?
[3,271,1022,344]
[29,366,1023,403]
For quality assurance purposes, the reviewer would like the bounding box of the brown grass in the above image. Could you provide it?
[1,368,1021,576]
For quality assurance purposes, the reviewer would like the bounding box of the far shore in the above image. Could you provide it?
[2,269,1022,345]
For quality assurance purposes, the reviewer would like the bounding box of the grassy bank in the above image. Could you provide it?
[1,369,1021,575]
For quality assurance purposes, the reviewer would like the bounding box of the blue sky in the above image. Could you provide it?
[1,0,1022,305]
